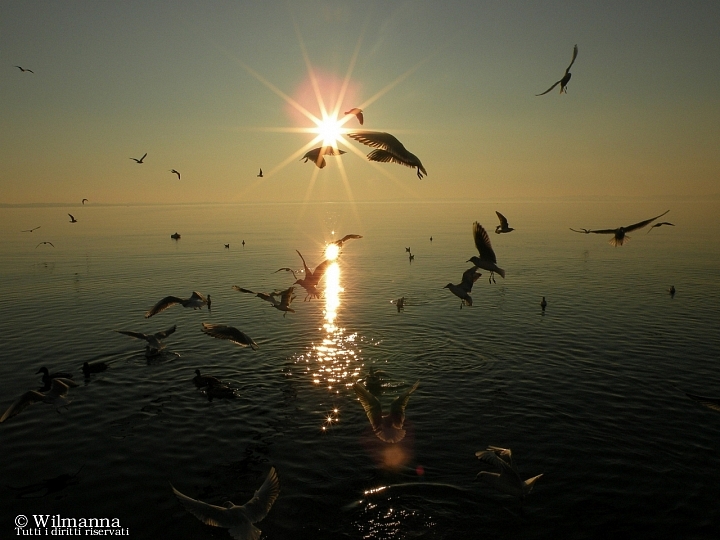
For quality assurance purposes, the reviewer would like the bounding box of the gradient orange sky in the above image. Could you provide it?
[2,1,719,205]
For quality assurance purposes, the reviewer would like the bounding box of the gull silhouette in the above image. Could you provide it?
[170,169,181,180]
[536,44,578,95]
[116,325,177,355]
[201,323,259,350]
[1,378,78,423]
[332,234,363,247]
[145,292,208,318]
[647,222,675,233]
[343,107,364,125]
[130,153,147,164]
[586,210,670,246]
[348,132,427,179]
[22,226,41,232]
[291,250,330,301]
[301,146,346,169]
[257,168,263,177]
[172,467,280,540]
[468,222,505,283]
[475,446,543,502]
[233,286,296,317]
[35,241,54,248]
[68,214,77,223]
[81,198,88,205]
[15,65,34,73]
[353,381,420,443]
[445,266,482,308]
[569,228,591,234]
[495,211,514,234]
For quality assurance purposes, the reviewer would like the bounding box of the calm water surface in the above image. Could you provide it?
[1,201,719,539]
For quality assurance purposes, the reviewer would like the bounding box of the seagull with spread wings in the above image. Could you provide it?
[495,211,514,234]
[145,292,208,318]
[332,234,363,247]
[584,210,670,246]
[22,226,41,232]
[475,446,543,502]
[647,221,675,233]
[291,250,330,301]
[172,467,280,540]
[170,169,181,180]
[301,146,346,169]
[467,222,505,283]
[130,153,147,164]
[569,228,591,234]
[536,44,578,96]
[353,381,420,443]
[35,241,54,248]
[343,107,364,125]
[201,323,259,350]
[233,286,295,317]
[444,266,482,308]
[15,65,34,73]
[68,214,77,223]
[348,132,427,179]
[1,378,78,423]
[116,325,177,355]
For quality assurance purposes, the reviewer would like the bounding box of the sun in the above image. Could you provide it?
[314,113,344,148]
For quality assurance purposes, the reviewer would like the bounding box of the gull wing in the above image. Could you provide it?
[47,378,76,399]
[496,211,509,228]
[145,296,183,318]
[295,250,311,276]
[117,330,150,341]
[486,446,516,472]
[472,222,497,263]
[459,266,481,292]
[202,323,259,350]
[240,467,281,523]
[389,381,420,429]
[320,146,346,156]
[191,291,207,302]
[475,449,516,476]
[536,80,561,96]
[233,286,256,295]
[334,234,363,246]
[140,153,147,161]
[569,228,590,234]
[171,485,232,528]
[0,390,45,423]
[311,259,331,281]
[274,267,298,280]
[686,393,720,412]
[301,148,326,168]
[565,44,579,74]
[588,228,617,234]
[353,382,383,432]
[366,149,416,170]
[623,210,670,233]
[344,108,364,124]
[278,287,295,309]
[348,131,406,153]
[154,325,177,340]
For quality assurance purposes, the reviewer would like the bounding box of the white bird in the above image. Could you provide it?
[495,211,514,234]
[1,378,78,423]
[343,107,364,125]
[353,381,420,443]
[116,325,177,355]
[468,222,505,283]
[130,153,147,164]
[301,146,346,169]
[348,131,427,179]
[201,323,259,350]
[536,44,578,96]
[444,266,482,308]
[172,467,280,540]
[233,286,295,317]
[145,292,208,318]
[475,446,543,501]
[584,210,670,246]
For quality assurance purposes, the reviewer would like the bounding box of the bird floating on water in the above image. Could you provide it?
[344,107,364,125]
[668,285,676,298]
[444,266,482,308]
[36,241,54,248]
[15,65,34,73]
[36,367,73,391]
[408,253,415,263]
[580,210,670,246]
[172,467,280,540]
[145,292,208,318]
[170,169,181,180]
[301,146,346,169]
[68,214,77,223]
[647,222,675,233]
[405,247,411,253]
[257,168,263,177]
[495,211,514,234]
[392,297,406,312]
[234,286,296,317]
[468,222,505,283]
[116,324,177,355]
[353,381,420,443]
[22,226,41,232]
[536,44,578,96]
[540,297,547,311]
[171,232,181,239]
[475,446,543,502]
[1,378,78,423]
[348,132,427,179]
[130,153,147,164]
[82,361,107,376]
[193,369,222,389]
[201,323,259,350]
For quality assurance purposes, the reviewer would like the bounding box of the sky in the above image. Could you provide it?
[1,0,719,205]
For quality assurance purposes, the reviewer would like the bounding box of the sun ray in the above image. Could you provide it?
[293,18,329,120]
[331,19,369,119]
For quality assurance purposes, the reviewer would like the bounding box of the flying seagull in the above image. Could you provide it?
[495,211,514,234]
[233,286,296,317]
[475,446,543,502]
[348,131,427,179]
[536,44,578,96]
[22,226,41,232]
[569,228,591,234]
[116,325,177,355]
[81,199,88,205]
[36,241,54,248]
[343,107,364,125]
[15,65,34,73]
[68,214,77,223]
[130,153,147,164]
[170,169,181,180]
[172,467,280,540]
[332,234,363,247]
[444,266,482,308]
[1,378,78,423]
[353,381,420,443]
[647,222,675,233]
[584,210,670,246]
[201,323,259,350]
[468,222,505,283]
[257,168,263,178]
[145,292,208,318]
[290,250,330,301]
[301,146,346,169]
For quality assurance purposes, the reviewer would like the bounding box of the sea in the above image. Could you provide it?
[1,199,719,539]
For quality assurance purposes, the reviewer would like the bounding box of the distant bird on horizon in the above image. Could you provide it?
[669,285,676,298]
[495,211,514,234]
[344,107,364,125]
[130,153,147,164]
[647,222,675,233]
[392,297,406,312]
[201,323,259,350]
[332,234,363,247]
[475,446,543,502]
[430,236,433,242]
[405,247,411,253]
[35,241,54,248]
[242,240,245,247]
[1,378,78,423]
[468,222,505,283]
[445,266,482,308]
[81,199,88,205]
[15,65,34,73]
[408,253,415,263]
[224,244,230,249]
[116,325,177,355]
[353,381,420,443]
[145,292,208,318]
[581,210,670,246]
[536,44,578,96]
[348,131,427,179]
[170,169,181,180]
[301,146,346,169]
[68,214,77,223]
[171,467,280,540]
[257,168,263,177]
[22,226,41,232]
[234,285,296,317]
[171,232,181,240]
